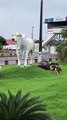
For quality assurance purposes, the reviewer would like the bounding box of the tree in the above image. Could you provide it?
[61,29,67,40]
[0,36,6,50]
[55,29,67,62]
[0,90,52,120]
[56,40,67,62]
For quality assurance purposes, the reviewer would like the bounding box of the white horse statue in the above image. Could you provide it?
[12,33,35,67]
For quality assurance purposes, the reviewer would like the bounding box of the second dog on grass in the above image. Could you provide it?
[50,64,62,74]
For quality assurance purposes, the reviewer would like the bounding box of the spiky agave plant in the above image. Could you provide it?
[0,90,52,120]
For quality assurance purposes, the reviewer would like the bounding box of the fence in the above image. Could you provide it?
[0,54,58,65]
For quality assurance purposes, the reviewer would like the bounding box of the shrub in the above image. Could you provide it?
[0,90,52,120]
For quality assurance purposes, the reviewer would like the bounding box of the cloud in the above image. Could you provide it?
[45,0,67,17]
[0,0,67,39]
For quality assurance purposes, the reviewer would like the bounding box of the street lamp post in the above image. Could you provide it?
[31,26,34,39]
[38,0,43,62]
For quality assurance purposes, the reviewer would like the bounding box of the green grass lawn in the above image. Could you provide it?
[0,64,67,120]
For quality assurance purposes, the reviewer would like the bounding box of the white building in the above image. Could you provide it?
[42,17,67,54]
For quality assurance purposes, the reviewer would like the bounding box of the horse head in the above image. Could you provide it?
[12,32,25,42]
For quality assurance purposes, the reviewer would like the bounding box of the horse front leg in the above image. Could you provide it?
[17,57,21,66]
[16,47,22,66]
[17,52,21,66]
[30,51,33,65]
[24,50,29,66]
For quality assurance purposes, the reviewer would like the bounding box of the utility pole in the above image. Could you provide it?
[38,0,43,62]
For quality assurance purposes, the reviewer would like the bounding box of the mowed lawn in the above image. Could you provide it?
[0,64,67,120]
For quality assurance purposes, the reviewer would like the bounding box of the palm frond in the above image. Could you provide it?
[0,90,52,120]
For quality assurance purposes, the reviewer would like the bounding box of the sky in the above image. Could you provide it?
[0,0,67,39]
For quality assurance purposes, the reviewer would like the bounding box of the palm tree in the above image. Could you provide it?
[0,90,52,120]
